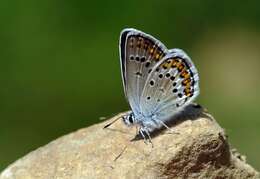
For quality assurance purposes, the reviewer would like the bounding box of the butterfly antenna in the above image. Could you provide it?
[103,116,122,129]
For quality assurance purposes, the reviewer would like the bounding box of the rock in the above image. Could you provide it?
[0,104,259,179]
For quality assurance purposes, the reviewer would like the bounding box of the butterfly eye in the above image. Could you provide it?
[128,115,134,123]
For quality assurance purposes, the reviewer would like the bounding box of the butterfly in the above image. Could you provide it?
[106,28,199,143]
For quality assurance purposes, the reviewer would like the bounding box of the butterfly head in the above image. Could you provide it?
[122,112,136,126]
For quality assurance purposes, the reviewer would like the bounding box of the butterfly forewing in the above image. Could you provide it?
[140,50,199,119]
[120,28,168,114]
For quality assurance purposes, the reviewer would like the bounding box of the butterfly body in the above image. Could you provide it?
[119,28,200,138]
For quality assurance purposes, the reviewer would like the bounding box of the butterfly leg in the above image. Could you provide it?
[139,129,148,144]
[140,127,154,147]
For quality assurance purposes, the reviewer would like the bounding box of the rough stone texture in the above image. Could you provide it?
[0,104,259,179]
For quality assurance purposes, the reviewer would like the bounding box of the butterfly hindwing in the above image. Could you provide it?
[120,28,168,114]
[140,49,199,120]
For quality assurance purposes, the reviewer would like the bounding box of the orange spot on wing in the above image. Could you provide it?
[182,78,191,86]
[171,59,180,68]
[155,53,160,60]
[184,87,192,96]
[180,70,189,78]
[178,63,185,72]
[150,48,154,54]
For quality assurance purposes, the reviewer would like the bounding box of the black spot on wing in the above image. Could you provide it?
[149,80,155,86]
[145,62,150,68]
[135,72,142,76]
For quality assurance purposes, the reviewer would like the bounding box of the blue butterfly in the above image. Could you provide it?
[106,28,199,143]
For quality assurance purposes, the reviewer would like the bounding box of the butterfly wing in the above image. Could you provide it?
[119,28,168,114]
[140,49,199,120]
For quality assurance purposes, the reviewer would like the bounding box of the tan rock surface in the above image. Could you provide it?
[0,104,259,179]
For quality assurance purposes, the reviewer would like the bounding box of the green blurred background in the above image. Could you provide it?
[0,0,259,171]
